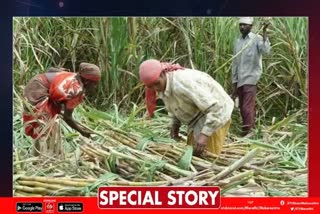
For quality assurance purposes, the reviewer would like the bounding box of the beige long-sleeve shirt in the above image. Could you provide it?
[158,69,234,136]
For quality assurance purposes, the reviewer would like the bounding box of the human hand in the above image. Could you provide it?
[80,129,92,138]
[143,111,152,120]
[231,90,238,100]
[193,133,208,156]
[263,22,270,32]
[170,124,181,141]
[231,83,238,100]
[262,18,271,32]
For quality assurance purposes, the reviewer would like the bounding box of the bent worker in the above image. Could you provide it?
[23,62,101,156]
[139,59,234,156]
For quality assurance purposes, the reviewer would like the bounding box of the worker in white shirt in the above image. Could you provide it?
[139,59,234,156]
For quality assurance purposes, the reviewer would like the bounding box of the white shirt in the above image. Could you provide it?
[159,69,234,136]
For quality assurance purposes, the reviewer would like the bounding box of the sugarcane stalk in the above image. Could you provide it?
[116,132,139,144]
[223,148,248,155]
[242,164,289,177]
[14,191,43,197]
[19,176,90,187]
[87,192,97,196]
[88,168,99,177]
[80,145,103,159]
[78,170,92,179]
[103,135,124,147]
[155,171,175,182]
[154,153,180,165]
[102,121,133,136]
[251,154,280,165]
[117,168,132,177]
[218,153,244,159]
[293,168,308,174]
[204,148,260,183]
[14,148,22,172]
[78,122,104,137]
[204,152,235,162]
[273,184,307,188]
[81,146,102,158]
[117,162,137,173]
[15,185,50,194]
[167,167,212,186]
[193,170,216,180]
[83,143,108,157]
[217,170,254,187]
[190,164,198,173]
[122,146,194,177]
[18,180,64,190]
[105,130,137,148]
[80,161,108,174]
[109,148,193,177]
[65,177,97,183]
[107,180,168,186]
[220,179,253,195]
[222,142,251,148]
[255,175,286,184]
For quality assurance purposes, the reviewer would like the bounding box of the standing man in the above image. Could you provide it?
[231,17,271,136]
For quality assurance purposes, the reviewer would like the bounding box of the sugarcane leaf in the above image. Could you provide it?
[99,172,119,181]
[178,145,193,170]
[107,154,117,173]
[136,138,150,151]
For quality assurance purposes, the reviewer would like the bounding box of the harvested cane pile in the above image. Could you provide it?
[13,106,307,197]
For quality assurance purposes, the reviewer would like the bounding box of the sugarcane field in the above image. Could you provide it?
[13,17,307,197]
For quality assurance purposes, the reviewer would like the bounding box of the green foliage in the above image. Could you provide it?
[13,17,307,121]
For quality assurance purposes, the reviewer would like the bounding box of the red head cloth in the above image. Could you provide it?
[139,59,184,117]
[79,63,101,81]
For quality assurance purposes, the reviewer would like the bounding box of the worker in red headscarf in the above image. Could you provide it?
[23,62,101,155]
[139,59,234,156]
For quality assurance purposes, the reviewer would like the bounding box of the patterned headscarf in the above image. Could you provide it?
[79,63,101,81]
[139,59,184,117]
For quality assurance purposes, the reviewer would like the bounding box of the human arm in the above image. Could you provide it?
[258,23,271,54]
[62,104,93,138]
[231,41,238,99]
[170,117,182,141]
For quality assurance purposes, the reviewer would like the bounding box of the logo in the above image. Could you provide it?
[45,202,55,213]
[16,203,43,212]
[17,205,22,211]
[58,203,83,212]
[59,204,64,211]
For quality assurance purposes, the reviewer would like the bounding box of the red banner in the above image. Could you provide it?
[1,192,320,213]
[98,186,220,209]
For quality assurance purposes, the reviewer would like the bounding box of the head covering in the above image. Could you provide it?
[139,59,184,117]
[79,63,101,81]
[239,17,254,25]
[139,59,162,86]
[139,59,184,86]
[47,67,70,73]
